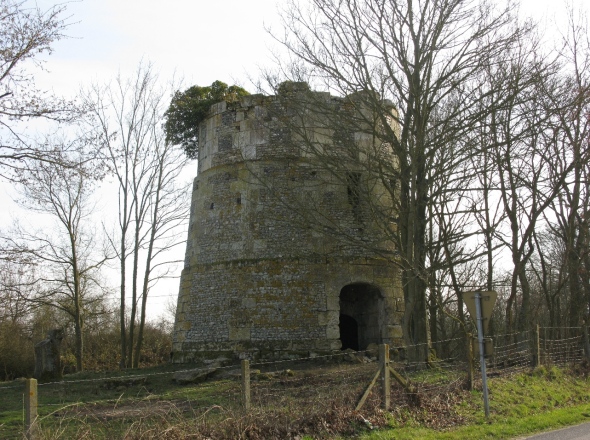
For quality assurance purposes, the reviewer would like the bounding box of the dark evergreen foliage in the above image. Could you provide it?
[164,81,249,158]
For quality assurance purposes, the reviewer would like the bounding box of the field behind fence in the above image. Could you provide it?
[2,326,589,440]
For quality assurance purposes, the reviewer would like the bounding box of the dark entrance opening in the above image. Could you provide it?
[339,283,383,350]
[339,314,359,350]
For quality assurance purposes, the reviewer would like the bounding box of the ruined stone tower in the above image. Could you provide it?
[172,84,404,363]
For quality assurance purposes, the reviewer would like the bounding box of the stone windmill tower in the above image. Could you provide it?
[172,83,404,363]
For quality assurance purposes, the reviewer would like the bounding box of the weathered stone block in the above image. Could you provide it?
[388,325,403,339]
[326,323,340,339]
[317,311,330,326]
[229,326,251,341]
[326,295,339,311]
[242,297,256,308]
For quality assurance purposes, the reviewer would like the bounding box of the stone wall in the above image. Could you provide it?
[173,86,403,363]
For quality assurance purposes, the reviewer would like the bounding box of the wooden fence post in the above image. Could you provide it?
[543,327,547,363]
[379,344,390,410]
[534,324,541,367]
[25,378,38,440]
[241,359,251,411]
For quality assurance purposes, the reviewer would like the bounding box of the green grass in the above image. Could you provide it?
[362,404,590,439]
[360,366,590,440]
[0,364,242,439]
[0,378,40,437]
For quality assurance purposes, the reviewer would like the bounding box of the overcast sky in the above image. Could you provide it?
[6,0,586,320]
[35,0,282,97]
[33,0,580,97]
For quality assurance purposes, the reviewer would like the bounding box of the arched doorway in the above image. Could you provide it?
[339,283,383,350]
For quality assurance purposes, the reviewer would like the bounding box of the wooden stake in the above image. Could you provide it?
[356,367,381,411]
[25,378,38,440]
[380,344,390,410]
[388,365,416,394]
[534,324,541,367]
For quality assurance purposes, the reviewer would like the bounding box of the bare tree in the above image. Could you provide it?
[132,129,188,368]
[472,41,565,334]
[529,229,569,331]
[0,0,79,180]
[2,148,109,371]
[84,64,189,368]
[529,8,590,351]
[0,259,38,323]
[264,0,529,361]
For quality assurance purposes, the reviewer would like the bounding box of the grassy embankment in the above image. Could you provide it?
[361,365,590,440]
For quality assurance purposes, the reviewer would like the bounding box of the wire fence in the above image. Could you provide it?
[2,326,589,439]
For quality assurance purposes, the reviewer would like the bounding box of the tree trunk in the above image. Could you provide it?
[119,238,127,370]
[134,158,165,368]
[74,311,83,372]
[128,223,141,368]
[71,232,84,372]
[516,268,532,333]
[133,222,156,369]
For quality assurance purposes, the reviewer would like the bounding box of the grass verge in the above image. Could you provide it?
[363,403,590,439]
[361,365,590,440]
